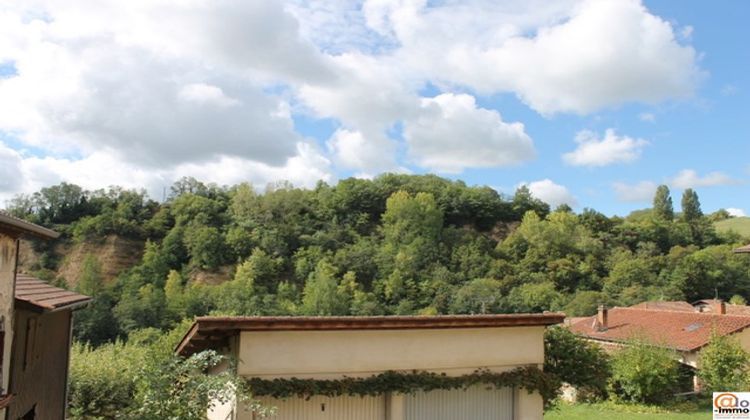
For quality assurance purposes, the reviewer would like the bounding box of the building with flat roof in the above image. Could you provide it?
[177,313,564,420]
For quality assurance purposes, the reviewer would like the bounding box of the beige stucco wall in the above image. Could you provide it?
[238,326,545,379]
[223,326,546,420]
[0,233,17,398]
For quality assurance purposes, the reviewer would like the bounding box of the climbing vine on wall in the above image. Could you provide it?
[247,366,560,406]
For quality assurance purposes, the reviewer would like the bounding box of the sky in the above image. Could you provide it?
[0,0,747,216]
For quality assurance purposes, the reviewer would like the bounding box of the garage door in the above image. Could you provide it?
[251,394,385,420]
[404,386,514,420]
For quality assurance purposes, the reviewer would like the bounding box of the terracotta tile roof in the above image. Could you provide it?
[569,307,750,352]
[0,211,59,239]
[15,274,91,312]
[630,301,695,312]
[734,244,750,254]
[176,313,566,356]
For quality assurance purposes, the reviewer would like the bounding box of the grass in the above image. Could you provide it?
[715,217,750,238]
[545,401,711,420]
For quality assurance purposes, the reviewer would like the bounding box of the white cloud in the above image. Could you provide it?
[178,83,240,108]
[563,129,647,167]
[670,169,737,189]
[721,84,739,96]
[0,142,332,204]
[362,0,702,114]
[522,179,577,207]
[639,112,656,122]
[404,93,535,173]
[0,142,23,191]
[727,208,746,217]
[612,180,658,202]
[0,0,706,199]
[326,128,398,172]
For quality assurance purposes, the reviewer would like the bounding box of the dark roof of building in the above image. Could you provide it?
[176,313,566,356]
[0,212,59,239]
[15,274,91,312]
[734,244,750,254]
[569,307,750,352]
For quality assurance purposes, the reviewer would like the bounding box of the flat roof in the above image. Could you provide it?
[15,274,91,312]
[176,313,565,356]
[0,212,59,239]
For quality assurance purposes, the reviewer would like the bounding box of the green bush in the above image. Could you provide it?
[698,332,750,393]
[544,326,611,399]
[68,324,261,419]
[68,341,143,419]
[609,340,682,404]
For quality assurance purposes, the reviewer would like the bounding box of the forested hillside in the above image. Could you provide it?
[5,174,749,346]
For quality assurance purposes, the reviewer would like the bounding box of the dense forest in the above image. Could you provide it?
[5,174,750,346]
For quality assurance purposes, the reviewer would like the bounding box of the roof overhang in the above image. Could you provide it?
[176,313,565,357]
[0,212,59,240]
[734,244,750,254]
[14,275,92,313]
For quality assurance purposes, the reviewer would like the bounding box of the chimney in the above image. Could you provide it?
[596,305,608,331]
[715,300,726,315]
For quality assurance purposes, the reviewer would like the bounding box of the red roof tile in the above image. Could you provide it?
[630,301,695,312]
[15,274,91,311]
[569,307,750,352]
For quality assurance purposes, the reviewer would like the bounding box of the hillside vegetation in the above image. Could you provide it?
[5,175,750,346]
[715,216,750,237]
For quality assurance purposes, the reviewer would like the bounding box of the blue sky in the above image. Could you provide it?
[0,0,747,216]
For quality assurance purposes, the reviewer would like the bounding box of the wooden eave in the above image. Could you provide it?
[176,313,565,356]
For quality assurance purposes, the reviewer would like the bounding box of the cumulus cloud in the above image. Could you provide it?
[0,142,23,191]
[0,142,332,205]
[612,180,658,202]
[670,169,737,189]
[326,128,398,172]
[0,0,705,199]
[522,179,577,207]
[726,208,746,217]
[563,129,647,167]
[359,0,701,114]
[404,93,535,173]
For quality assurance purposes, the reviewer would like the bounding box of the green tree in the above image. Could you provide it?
[164,270,185,319]
[652,185,674,221]
[77,254,104,296]
[505,281,564,313]
[544,326,610,399]
[698,332,750,393]
[563,291,613,317]
[609,340,681,404]
[301,260,348,315]
[681,188,703,222]
[450,278,504,314]
[730,295,747,305]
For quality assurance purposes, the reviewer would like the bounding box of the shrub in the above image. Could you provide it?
[609,340,682,404]
[69,324,262,419]
[698,332,750,393]
[68,341,143,419]
[544,326,610,400]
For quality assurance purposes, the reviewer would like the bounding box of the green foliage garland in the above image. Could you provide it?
[247,366,560,406]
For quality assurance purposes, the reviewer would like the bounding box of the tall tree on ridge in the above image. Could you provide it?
[653,185,674,221]
[681,188,703,222]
